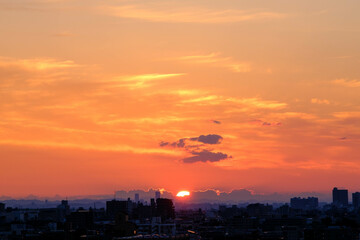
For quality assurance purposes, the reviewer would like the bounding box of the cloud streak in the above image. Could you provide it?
[183,96,287,110]
[311,98,330,104]
[0,139,182,156]
[100,5,287,24]
[0,57,78,71]
[110,73,185,89]
[332,79,360,88]
[177,52,251,73]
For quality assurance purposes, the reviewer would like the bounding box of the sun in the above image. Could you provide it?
[176,191,190,197]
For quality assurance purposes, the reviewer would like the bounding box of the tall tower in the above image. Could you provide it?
[135,193,139,203]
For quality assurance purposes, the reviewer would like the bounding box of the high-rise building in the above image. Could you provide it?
[352,192,360,209]
[156,198,175,221]
[106,199,133,218]
[332,187,348,207]
[0,203,5,212]
[57,200,70,222]
[135,193,139,203]
[155,191,161,200]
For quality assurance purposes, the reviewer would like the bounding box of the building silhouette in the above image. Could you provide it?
[290,197,318,210]
[0,203,5,212]
[135,193,139,203]
[156,198,175,221]
[155,191,161,200]
[332,187,348,207]
[352,192,360,209]
[106,199,132,219]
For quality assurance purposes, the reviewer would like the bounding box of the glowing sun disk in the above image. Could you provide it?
[176,191,190,197]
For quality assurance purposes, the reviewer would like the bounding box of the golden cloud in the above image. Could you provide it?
[100,5,287,24]
[332,78,360,88]
[177,52,252,73]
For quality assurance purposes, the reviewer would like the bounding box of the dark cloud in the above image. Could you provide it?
[159,138,186,148]
[250,120,282,127]
[182,150,230,163]
[212,120,221,124]
[220,189,253,200]
[160,134,223,148]
[190,134,223,144]
[160,134,231,164]
[175,138,186,148]
[159,141,169,147]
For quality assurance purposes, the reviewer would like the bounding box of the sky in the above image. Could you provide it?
[1,0,360,198]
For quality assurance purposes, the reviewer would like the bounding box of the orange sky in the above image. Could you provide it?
[1,0,360,197]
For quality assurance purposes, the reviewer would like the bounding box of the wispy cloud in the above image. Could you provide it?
[177,52,251,73]
[100,5,287,24]
[51,31,74,37]
[333,112,360,119]
[0,139,182,156]
[98,116,193,125]
[182,95,287,110]
[311,98,330,105]
[332,78,360,88]
[0,57,78,71]
[109,73,185,89]
[269,112,316,120]
[230,98,287,109]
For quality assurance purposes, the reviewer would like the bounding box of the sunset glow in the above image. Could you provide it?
[0,0,360,198]
[176,191,191,198]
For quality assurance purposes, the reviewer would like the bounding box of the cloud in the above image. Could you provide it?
[212,120,221,124]
[177,52,251,73]
[269,112,316,120]
[159,141,169,147]
[249,119,282,127]
[182,96,287,110]
[51,31,74,37]
[100,4,287,24]
[0,57,78,71]
[183,150,231,163]
[97,116,192,125]
[333,112,360,119]
[231,98,287,109]
[311,98,330,104]
[110,73,185,89]
[190,134,223,144]
[160,134,230,164]
[332,79,360,88]
[159,138,186,148]
[160,134,223,148]
[0,139,182,156]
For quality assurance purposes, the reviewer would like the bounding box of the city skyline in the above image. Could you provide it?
[1,0,360,197]
[2,187,360,205]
